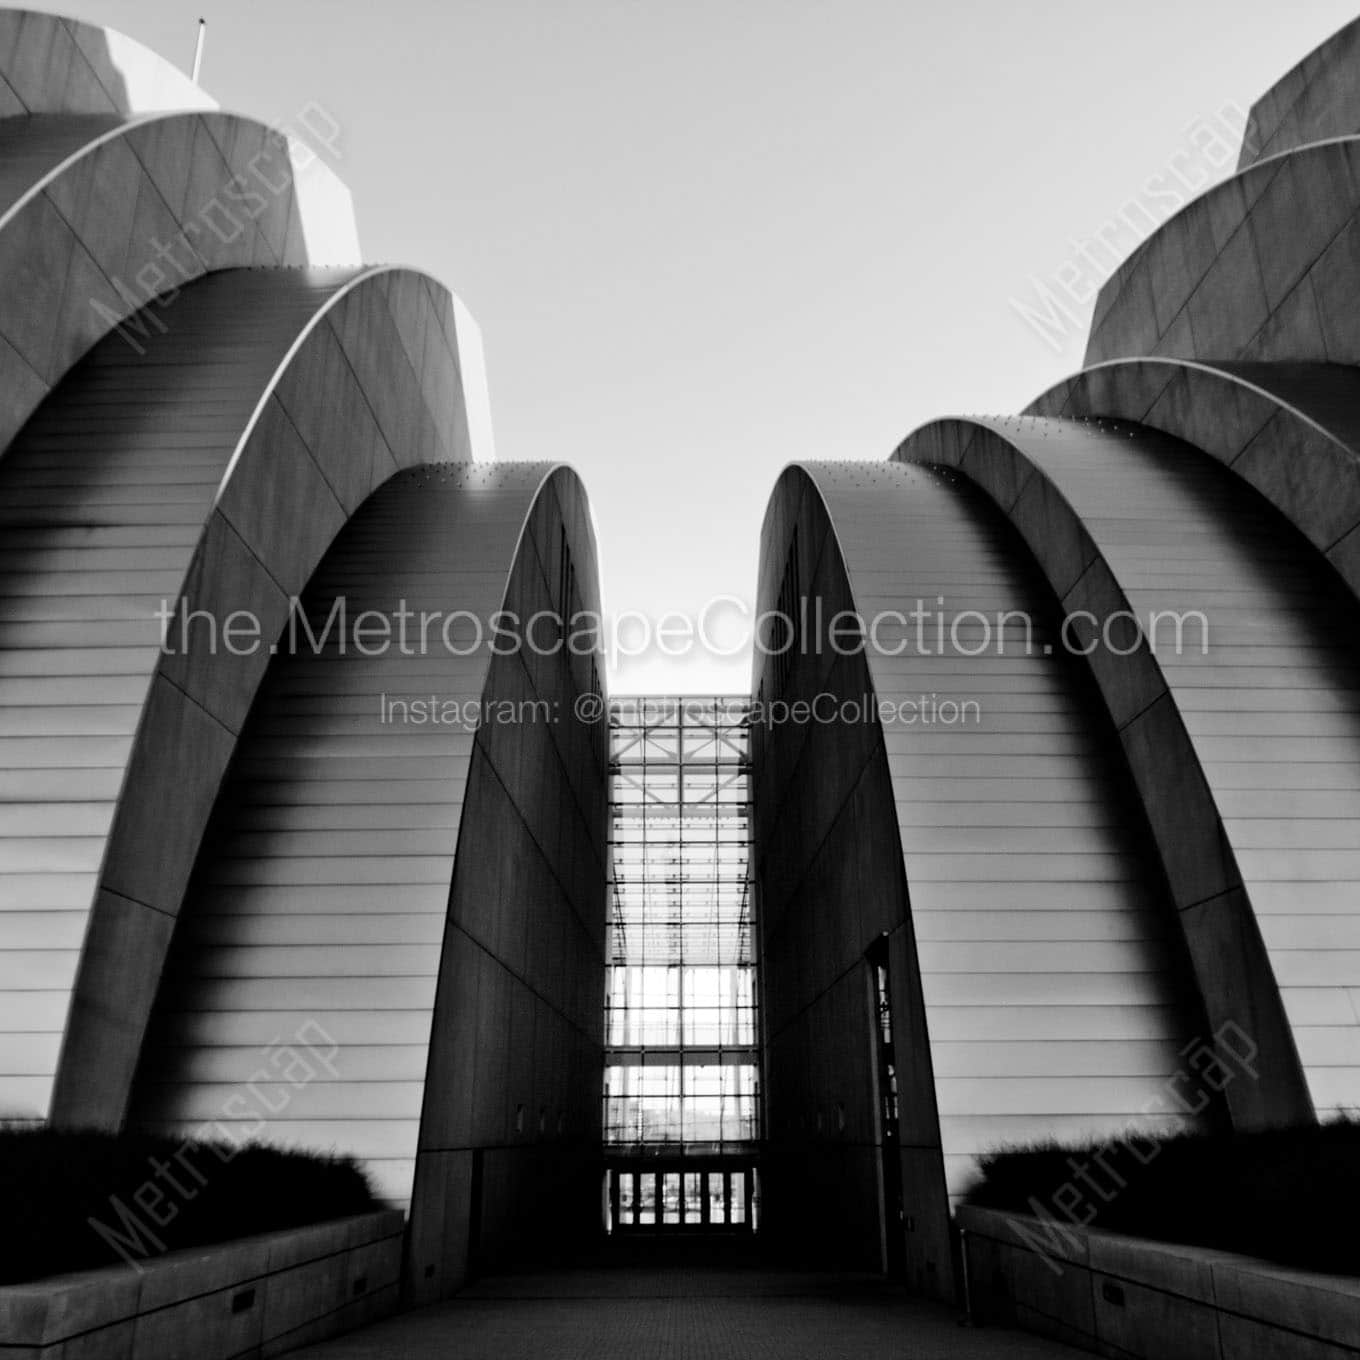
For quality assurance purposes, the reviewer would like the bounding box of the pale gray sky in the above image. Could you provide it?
[55,0,1360,691]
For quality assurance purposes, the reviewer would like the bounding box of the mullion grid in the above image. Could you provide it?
[604,697,758,1149]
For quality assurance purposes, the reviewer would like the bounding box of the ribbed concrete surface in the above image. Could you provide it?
[807,461,1204,1203]
[1026,359,1360,603]
[0,268,356,1121]
[131,464,555,1207]
[902,415,1360,1119]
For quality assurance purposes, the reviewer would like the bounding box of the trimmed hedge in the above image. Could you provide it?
[0,1126,379,1285]
[966,1118,1360,1275]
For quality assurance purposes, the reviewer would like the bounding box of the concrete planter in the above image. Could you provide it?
[958,1203,1360,1359]
[0,1209,404,1359]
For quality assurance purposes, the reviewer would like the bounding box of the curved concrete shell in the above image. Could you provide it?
[753,461,1213,1294]
[0,105,360,462]
[0,7,596,1304]
[1239,17,1360,169]
[130,464,607,1234]
[1086,137,1360,368]
[0,263,492,1127]
[744,20,1360,1303]
[7,0,1360,1325]
[0,9,215,116]
[1028,358,1360,600]
[896,416,1360,1124]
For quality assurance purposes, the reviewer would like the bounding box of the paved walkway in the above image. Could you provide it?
[294,1265,1085,1359]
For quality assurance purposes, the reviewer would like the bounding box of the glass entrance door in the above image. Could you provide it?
[608,1161,756,1233]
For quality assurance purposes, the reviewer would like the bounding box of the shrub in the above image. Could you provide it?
[0,1126,380,1285]
[966,1117,1360,1275]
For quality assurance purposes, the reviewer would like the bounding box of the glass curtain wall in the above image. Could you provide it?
[602,697,760,1231]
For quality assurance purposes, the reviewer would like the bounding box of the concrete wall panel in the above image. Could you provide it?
[1238,18,1360,169]
[1087,139,1360,369]
[407,467,608,1298]
[0,9,215,118]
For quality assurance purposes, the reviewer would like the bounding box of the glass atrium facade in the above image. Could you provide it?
[602,697,760,1230]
